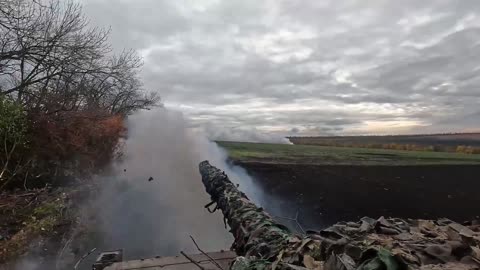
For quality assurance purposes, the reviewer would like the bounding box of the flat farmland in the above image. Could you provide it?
[217,141,480,165]
[217,141,480,228]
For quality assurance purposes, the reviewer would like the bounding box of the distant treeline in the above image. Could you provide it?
[288,133,480,154]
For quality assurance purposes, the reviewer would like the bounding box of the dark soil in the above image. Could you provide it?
[239,162,480,230]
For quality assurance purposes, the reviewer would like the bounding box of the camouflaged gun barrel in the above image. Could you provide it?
[199,160,297,260]
[200,161,480,270]
[199,161,337,270]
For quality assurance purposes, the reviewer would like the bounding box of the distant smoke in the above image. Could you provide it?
[200,123,291,144]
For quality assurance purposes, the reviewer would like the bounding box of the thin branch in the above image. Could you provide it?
[189,235,224,270]
[17,192,37,197]
[180,251,206,270]
[56,232,74,270]
[23,171,29,190]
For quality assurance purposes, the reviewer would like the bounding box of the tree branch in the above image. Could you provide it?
[189,235,224,270]
[180,251,206,270]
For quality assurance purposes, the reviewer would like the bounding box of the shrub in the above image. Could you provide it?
[0,98,30,189]
[28,110,126,183]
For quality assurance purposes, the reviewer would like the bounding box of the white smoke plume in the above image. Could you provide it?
[9,108,286,270]
[77,108,275,266]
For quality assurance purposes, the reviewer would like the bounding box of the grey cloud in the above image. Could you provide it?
[80,0,480,139]
[323,119,358,126]
[81,0,190,50]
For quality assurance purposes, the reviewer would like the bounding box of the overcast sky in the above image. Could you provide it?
[80,0,480,141]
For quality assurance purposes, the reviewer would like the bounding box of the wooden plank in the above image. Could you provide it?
[105,251,236,270]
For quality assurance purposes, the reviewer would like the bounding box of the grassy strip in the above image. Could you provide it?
[217,141,480,165]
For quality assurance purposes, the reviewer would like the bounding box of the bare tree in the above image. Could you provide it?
[0,0,159,190]
[0,0,157,114]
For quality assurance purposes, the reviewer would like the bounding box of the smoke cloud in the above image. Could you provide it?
[76,108,280,267]
[93,109,233,258]
[197,122,292,144]
[9,108,289,270]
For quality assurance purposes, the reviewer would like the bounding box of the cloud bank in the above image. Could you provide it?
[81,0,480,140]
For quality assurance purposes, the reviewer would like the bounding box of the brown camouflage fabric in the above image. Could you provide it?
[199,161,480,270]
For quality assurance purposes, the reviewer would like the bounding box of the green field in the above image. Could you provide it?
[217,141,480,165]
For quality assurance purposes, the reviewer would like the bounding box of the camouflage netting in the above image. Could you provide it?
[199,161,480,270]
